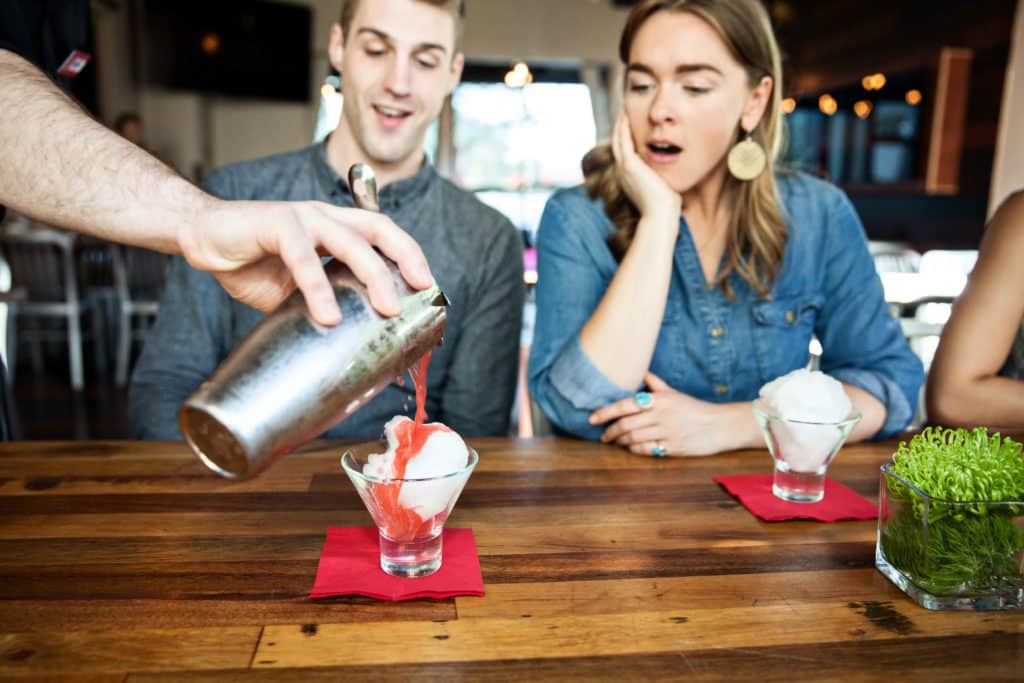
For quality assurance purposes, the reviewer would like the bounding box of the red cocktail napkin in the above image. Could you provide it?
[310,526,484,600]
[713,475,876,522]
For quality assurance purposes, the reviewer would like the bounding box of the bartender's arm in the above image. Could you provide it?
[0,49,433,325]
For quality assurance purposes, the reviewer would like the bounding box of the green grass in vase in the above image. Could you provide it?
[881,427,1024,595]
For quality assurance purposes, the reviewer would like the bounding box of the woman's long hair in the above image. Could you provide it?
[584,0,787,299]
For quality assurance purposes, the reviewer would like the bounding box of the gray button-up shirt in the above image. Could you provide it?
[129,142,525,439]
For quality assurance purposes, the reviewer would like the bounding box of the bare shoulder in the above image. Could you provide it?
[982,191,1024,255]
[966,190,1024,305]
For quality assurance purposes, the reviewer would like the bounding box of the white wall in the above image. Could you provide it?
[93,0,629,179]
[138,91,204,175]
[462,0,626,63]
[990,0,1024,216]
[93,2,138,121]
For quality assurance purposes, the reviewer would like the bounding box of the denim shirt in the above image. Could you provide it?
[528,172,924,442]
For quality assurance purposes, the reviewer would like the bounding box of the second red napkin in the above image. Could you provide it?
[714,474,877,522]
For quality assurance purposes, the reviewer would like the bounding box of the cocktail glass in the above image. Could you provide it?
[341,441,477,577]
[752,399,861,503]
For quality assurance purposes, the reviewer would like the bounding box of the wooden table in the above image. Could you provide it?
[0,438,1019,680]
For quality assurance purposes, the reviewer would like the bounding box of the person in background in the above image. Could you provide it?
[130,0,524,441]
[528,0,923,457]
[113,112,146,148]
[0,0,434,440]
[927,191,1024,429]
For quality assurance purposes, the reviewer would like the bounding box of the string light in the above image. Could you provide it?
[781,97,796,114]
[818,94,837,116]
[201,33,221,55]
[861,73,887,91]
[905,89,923,106]
[504,61,533,88]
[853,100,873,119]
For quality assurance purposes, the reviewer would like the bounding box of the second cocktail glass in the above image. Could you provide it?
[753,399,861,503]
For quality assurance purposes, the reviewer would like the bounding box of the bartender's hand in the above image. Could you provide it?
[178,197,434,326]
[588,372,760,456]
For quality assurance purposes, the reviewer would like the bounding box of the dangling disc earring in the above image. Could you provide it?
[727,132,767,181]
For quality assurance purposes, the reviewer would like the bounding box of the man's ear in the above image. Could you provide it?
[448,52,465,95]
[328,23,345,74]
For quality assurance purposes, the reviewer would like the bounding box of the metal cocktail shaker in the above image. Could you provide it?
[179,164,447,479]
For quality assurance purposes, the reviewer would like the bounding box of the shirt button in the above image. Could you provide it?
[710,326,725,338]
[785,310,797,324]
[715,384,728,395]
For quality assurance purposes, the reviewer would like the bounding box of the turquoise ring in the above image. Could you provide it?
[635,391,654,410]
[651,443,667,457]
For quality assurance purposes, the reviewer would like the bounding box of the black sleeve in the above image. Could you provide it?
[0,1,39,63]
[0,1,91,79]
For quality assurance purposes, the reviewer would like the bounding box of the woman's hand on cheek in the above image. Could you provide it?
[612,112,682,223]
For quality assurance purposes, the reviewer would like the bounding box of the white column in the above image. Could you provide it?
[582,62,612,142]
[93,2,139,124]
[990,0,1024,216]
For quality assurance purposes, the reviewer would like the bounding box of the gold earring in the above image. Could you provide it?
[727,133,767,181]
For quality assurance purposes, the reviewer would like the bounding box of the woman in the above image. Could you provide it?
[927,191,1024,429]
[528,0,923,456]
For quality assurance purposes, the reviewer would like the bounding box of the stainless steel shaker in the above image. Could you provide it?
[179,164,448,479]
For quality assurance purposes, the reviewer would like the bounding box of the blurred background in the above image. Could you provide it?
[2,0,1022,438]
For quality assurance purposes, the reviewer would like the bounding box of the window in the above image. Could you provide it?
[451,80,597,241]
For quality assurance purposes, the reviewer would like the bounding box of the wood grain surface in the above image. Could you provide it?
[0,437,1019,681]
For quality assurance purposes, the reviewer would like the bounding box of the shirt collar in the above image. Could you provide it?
[314,138,437,211]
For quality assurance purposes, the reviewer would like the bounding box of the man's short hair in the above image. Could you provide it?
[339,0,466,48]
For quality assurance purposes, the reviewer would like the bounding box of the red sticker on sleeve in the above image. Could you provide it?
[57,50,91,78]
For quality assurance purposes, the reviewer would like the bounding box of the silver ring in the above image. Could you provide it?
[635,392,654,410]
[651,442,666,457]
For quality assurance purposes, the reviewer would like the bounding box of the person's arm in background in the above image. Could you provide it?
[0,49,432,326]
[439,219,524,436]
[815,188,924,440]
[927,192,1024,429]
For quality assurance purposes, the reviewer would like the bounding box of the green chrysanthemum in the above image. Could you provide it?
[881,427,1024,595]
[891,427,1024,506]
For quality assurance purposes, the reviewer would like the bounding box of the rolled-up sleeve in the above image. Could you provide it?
[528,190,633,440]
[816,190,924,438]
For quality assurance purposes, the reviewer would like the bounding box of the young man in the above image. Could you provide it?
[130,0,525,439]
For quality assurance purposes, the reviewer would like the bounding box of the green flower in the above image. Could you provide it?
[880,427,1024,595]
[890,427,1024,515]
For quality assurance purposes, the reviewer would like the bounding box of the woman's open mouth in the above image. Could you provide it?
[645,141,682,163]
